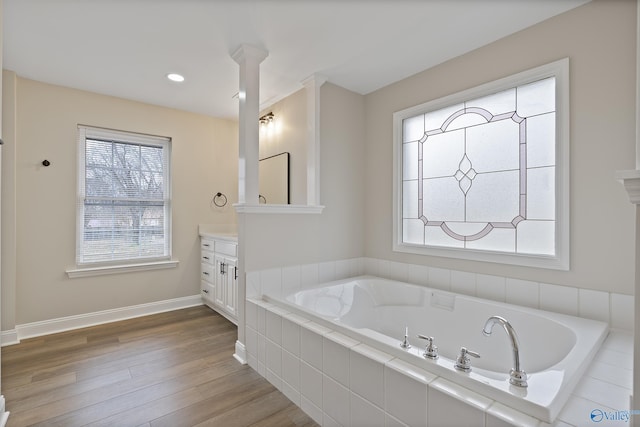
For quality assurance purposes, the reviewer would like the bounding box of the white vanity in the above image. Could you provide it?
[200,232,238,325]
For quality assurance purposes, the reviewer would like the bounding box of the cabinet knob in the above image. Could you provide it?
[203,256,210,260]
[202,289,209,294]
[203,272,209,276]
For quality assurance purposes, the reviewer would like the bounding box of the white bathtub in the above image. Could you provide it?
[269,275,608,423]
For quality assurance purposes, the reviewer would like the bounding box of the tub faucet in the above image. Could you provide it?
[482,315,528,387]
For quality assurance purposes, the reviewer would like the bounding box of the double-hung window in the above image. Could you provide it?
[393,59,569,270]
[76,126,172,267]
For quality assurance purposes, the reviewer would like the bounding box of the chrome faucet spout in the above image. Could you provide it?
[482,315,527,387]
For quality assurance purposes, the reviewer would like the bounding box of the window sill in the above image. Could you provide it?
[66,259,179,279]
[233,203,325,214]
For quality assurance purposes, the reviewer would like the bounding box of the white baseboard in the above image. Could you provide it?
[7,295,203,343]
[0,395,9,427]
[0,330,18,347]
[233,340,247,364]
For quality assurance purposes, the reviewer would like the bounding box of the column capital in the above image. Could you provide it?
[231,44,269,65]
[616,169,640,204]
[301,73,328,89]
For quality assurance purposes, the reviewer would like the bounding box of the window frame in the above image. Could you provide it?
[74,125,173,270]
[392,58,570,270]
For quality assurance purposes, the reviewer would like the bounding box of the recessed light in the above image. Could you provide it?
[166,73,185,83]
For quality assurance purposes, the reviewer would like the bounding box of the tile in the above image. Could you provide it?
[350,392,385,427]
[246,271,261,298]
[351,257,366,276]
[486,402,540,427]
[603,330,633,355]
[384,359,432,427]
[281,379,300,406]
[300,361,323,408]
[350,344,392,408]
[261,268,283,299]
[282,265,301,297]
[610,293,634,330]
[319,261,336,284]
[389,261,408,282]
[364,258,379,276]
[266,367,282,391]
[539,283,578,316]
[257,361,266,377]
[378,259,391,279]
[578,289,610,323]
[301,263,319,289]
[428,380,489,427]
[595,348,633,371]
[323,375,350,427]
[586,360,632,390]
[429,267,451,291]
[557,395,617,427]
[476,274,506,302]
[335,259,351,280]
[245,300,258,329]
[451,270,476,296]
[385,414,410,427]
[505,278,539,309]
[300,322,331,370]
[245,326,257,357]
[573,376,631,411]
[408,263,430,287]
[256,305,266,335]
[300,395,323,425]
[265,310,283,345]
[265,339,282,377]
[282,317,301,357]
[257,332,266,365]
[282,349,300,391]
[247,354,257,371]
[322,414,341,427]
[323,332,358,387]
[429,378,492,411]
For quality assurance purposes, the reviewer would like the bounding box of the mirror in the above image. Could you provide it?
[259,152,290,204]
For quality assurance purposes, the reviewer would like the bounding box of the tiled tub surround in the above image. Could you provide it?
[245,258,634,426]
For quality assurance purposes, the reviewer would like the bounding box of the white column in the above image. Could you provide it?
[302,74,327,206]
[232,44,268,205]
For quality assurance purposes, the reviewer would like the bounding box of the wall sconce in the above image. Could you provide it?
[259,112,274,126]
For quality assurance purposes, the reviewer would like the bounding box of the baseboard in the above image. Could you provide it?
[0,330,19,347]
[11,295,203,342]
[0,395,9,427]
[233,340,247,364]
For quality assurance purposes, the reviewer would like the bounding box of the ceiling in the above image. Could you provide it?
[3,0,591,119]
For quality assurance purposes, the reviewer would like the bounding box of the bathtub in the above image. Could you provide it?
[266,275,608,423]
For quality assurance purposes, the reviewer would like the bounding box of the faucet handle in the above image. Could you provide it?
[455,346,480,372]
[417,334,439,359]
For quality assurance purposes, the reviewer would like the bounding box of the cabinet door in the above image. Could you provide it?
[214,254,226,308]
[224,258,237,317]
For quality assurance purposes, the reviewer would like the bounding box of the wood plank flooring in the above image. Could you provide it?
[1,305,317,427]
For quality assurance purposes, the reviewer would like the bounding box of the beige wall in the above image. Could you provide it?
[243,83,365,272]
[3,76,238,325]
[259,88,307,205]
[363,0,637,295]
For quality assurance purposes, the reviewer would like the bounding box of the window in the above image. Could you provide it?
[393,59,569,270]
[76,126,171,266]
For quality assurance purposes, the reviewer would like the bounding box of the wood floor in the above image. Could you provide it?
[1,305,317,427]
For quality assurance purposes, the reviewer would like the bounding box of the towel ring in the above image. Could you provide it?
[212,192,227,207]
[259,194,267,204]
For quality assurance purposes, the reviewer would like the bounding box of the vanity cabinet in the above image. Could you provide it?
[200,235,238,325]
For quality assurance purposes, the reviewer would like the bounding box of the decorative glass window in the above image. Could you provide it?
[76,126,172,265]
[393,59,569,270]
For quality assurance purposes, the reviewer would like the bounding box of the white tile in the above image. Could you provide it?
[266,310,283,345]
[539,283,578,316]
[323,332,358,387]
[257,361,266,377]
[300,395,323,425]
[378,259,391,279]
[587,360,632,390]
[351,257,365,276]
[319,261,336,284]
[323,375,350,427]
[261,268,282,299]
[389,261,408,282]
[364,258,379,276]
[557,395,616,427]
[246,300,258,329]
[282,317,301,357]
[245,326,258,357]
[322,414,341,427]
[282,349,300,391]
[350,392,385,427]
[408,263,430,287]
[603,330,633,355]
[281,380,300,406]
[384,360,430,427]
[429,378,492,411]
[335,259,351,280]
[256,305,266,335]
[385,414,409,427]
[247,354,257,371]
[595,348,633,371]
[610,293,634,330]
[282,265,301,296]
[350,345,392,408]
[477,274,506,302]
[301,263,319,289]
[429,267,451,290]
[266,339,282,377]
[505,278,539,309]
[486,402,540,427]
[428,380,489,427]
[578,289,610,323]
[573,376,631,411]
[257,332,266,365]
[300,322,330,370]
[300,361,323,408]
[246,271,261,298]
[451,270,476,296]
[266,368,282,391]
